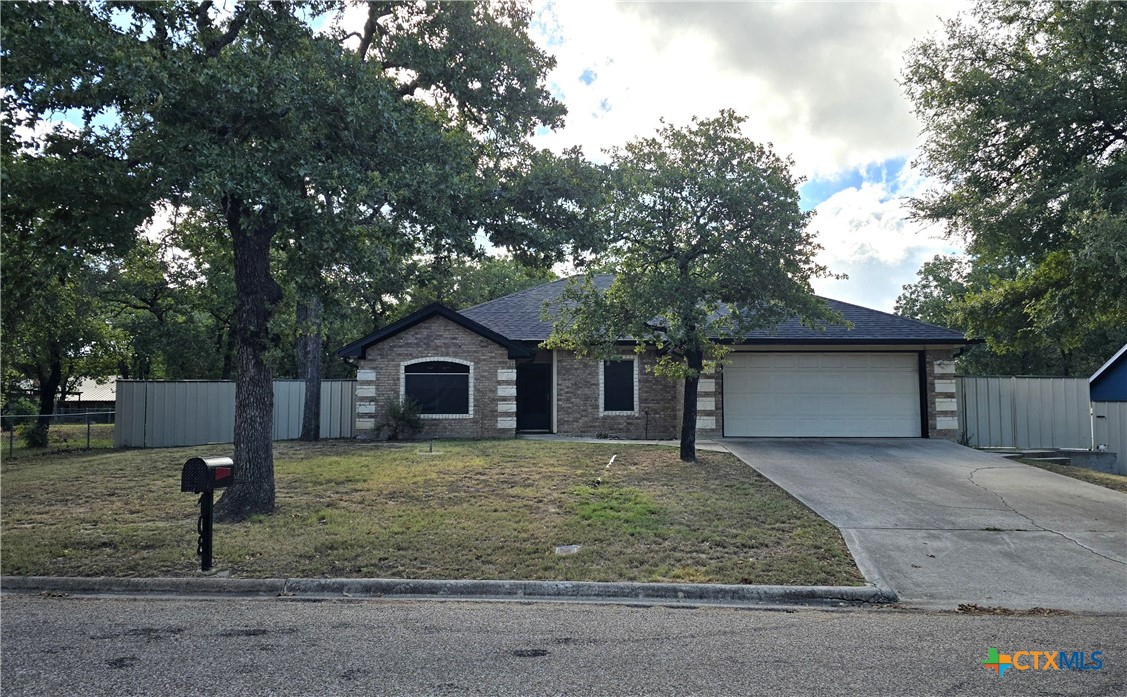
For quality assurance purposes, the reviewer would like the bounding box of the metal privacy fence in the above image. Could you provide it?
[956,376,1091,449]
[957,375,1126,463]
[115,380,355,448]
[1092,402,1127,462]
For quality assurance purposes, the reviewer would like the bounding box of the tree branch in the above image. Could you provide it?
[356,2,381,60]
[197,2,251,59]
[397,79,419,98]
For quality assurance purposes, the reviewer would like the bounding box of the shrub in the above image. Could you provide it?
[19,421,49,448]
[376,397,424,441]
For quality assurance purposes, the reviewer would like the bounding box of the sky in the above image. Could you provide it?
[525,0,969,311]
[48,0,966,313]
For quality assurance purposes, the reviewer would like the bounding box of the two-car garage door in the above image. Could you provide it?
[723,352,922,437]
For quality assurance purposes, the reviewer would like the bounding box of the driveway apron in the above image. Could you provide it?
[722,439,1127,613]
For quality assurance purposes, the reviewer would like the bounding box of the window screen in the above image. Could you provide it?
[404,361,470,415]
[603,359,635,412]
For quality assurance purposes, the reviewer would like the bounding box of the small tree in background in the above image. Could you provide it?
[545,111,839,463]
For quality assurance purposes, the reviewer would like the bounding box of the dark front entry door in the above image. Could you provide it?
[516,363,551,431]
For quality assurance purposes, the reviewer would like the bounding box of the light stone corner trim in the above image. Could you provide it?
[934,379,956,393]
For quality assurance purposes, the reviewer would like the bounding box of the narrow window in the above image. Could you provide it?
[404,361,470,415]
[603,358,636,413]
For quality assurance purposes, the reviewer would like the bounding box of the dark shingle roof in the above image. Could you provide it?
[460,274,969,345]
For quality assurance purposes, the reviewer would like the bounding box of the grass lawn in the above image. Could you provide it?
[0,439,864,586]
[1018,458,1127,493]
[2,423,115,459]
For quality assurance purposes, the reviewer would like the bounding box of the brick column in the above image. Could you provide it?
[928,349,959,441]
[355,368,377,435]
[496,368,517,431]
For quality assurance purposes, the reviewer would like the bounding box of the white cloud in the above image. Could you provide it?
[527,0,969,311]
[808,163,960,310]
[531,0,965,176]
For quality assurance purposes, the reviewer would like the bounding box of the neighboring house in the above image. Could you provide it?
[338,275,971,440]
[58,378,117,414]
[1089,344,1127,461]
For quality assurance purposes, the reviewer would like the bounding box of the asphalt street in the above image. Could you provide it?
[1,594,1123,696]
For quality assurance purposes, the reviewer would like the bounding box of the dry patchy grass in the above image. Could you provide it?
[1,439,864,586]
[1018,458,1127,493]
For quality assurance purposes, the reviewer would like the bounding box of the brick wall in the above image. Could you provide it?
[926,348,959,441]
[555,350,678,439]
[354,316,515,439]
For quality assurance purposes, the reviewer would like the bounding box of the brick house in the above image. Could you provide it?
[337,275,970,441]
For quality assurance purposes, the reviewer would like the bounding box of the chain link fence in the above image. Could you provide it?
[1,411,116,459]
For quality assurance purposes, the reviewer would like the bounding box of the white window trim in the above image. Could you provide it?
[599,355,639,416]
[401,357,474,419]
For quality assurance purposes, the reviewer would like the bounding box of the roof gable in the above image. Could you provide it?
[460,274,970,345]
[1090,343,1127,401]
[337,303,534,360]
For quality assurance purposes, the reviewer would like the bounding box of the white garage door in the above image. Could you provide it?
[723,352,922,437]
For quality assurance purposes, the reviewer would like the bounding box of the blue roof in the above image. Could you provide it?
[460,274,969,345]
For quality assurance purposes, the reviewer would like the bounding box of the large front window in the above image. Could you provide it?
[404,361,470,416]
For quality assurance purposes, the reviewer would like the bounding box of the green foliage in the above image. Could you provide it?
[893,255,969,333]
[545,111,838,377]
[3,1,589,514]
[376,397,424,442]
[902,0,1127,375]
[402,255,559,313]
[544,111,838,461]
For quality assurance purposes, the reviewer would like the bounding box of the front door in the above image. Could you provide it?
[516,363,552,431]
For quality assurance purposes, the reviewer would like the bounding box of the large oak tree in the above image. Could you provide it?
[902,0,1127,374]
[545,112,838,463]
[3,1,586,519]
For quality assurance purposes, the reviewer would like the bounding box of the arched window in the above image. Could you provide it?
[403,360,472,416]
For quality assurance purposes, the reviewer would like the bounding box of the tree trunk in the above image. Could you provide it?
[679,348,703,463]
[220,319,236,380]
[29,349,63,447]
[296,296,322,441]
[215,200,283,522]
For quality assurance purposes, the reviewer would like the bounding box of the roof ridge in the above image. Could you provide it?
[818,295,965,336]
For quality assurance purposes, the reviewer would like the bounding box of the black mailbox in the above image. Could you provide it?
[180,456,234,493]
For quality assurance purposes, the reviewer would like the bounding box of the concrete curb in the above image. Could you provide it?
[1,576,896,606]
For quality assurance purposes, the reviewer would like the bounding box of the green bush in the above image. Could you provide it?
[19,421,49,448]
[376,397,424,441]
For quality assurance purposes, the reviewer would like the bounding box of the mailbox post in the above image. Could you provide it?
[180,456,234,572]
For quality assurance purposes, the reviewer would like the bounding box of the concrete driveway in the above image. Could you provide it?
[722,439,1127,613]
